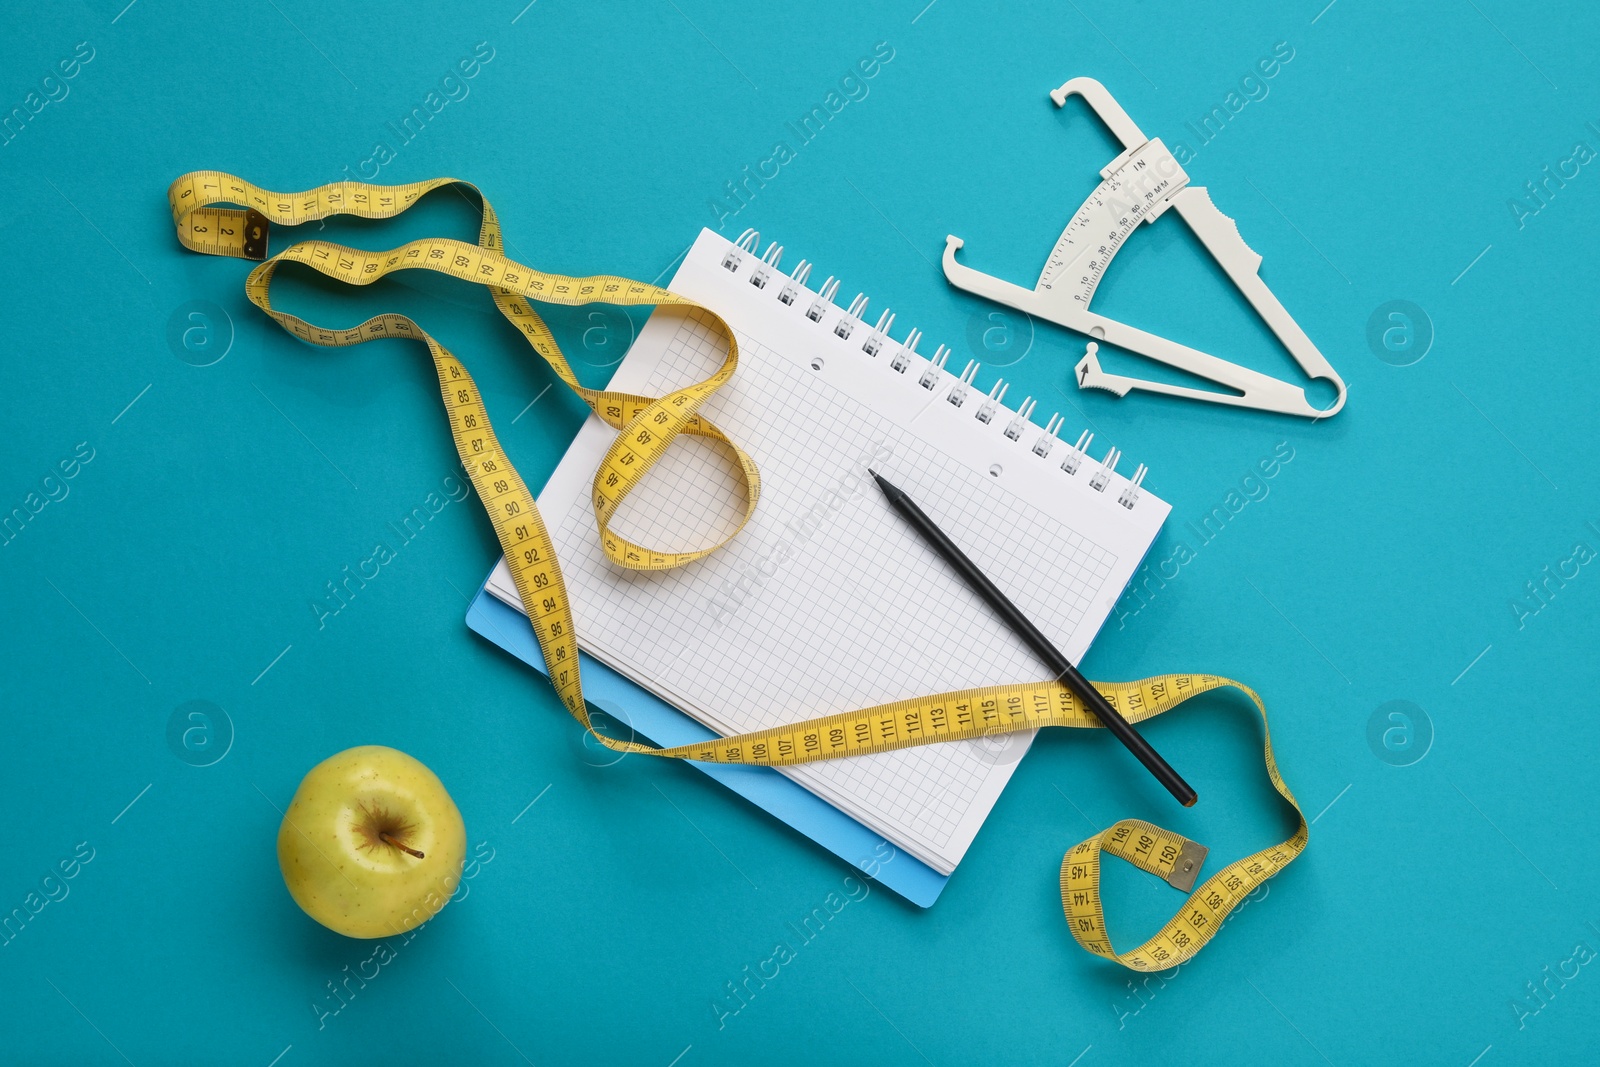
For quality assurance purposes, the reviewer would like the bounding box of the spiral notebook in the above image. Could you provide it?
[483,228,1170,877]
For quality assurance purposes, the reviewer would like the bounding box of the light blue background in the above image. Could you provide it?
[3,1,1598,1064]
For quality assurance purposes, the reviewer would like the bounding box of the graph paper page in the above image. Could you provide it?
[488,230,1168,874]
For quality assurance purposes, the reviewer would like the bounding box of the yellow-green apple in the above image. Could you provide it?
[277,745,467,938]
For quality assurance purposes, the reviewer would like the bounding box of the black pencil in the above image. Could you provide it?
[870,470,1197,807]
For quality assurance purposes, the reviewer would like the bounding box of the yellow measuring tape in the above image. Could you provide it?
[168,172,1307,971]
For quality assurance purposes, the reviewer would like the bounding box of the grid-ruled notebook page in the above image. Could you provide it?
[480,230,1171,870]
[487,230,1168,873]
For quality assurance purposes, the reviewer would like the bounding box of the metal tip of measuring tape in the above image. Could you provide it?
[242,209,269,261]
[1165,840,1208,893]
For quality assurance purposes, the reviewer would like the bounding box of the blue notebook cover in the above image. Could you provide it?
[465,582,949,906]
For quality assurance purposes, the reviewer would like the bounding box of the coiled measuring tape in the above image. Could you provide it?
[168,172,1307,971]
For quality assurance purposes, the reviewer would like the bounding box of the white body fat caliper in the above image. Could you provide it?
[943,77,1347,419]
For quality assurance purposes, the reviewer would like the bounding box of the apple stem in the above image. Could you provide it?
[380,832,425,859]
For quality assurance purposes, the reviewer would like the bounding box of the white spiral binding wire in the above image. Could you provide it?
[716,233,1146,507]
[1062,430,1093,475]
[1005,397,1035,440]
[1034,413,1063,457]
[946,360,979,407]
[806,277,841,322]
[748,241,783,290]
[891,327,921,373]
[1089,446,1121,492]
[862,309,894,357]
[976,380,1009,424]
[722,229,761,272]
[919,345,951,389]
[1117,465,1148,510]
[834,293,868,339]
